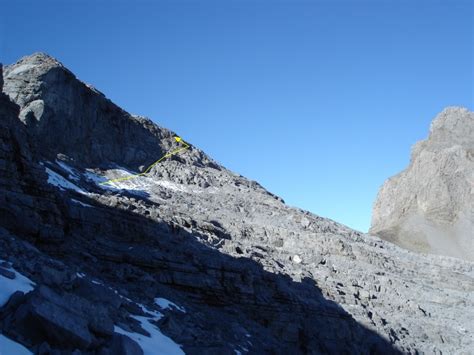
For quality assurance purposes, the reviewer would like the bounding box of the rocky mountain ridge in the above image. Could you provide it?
[0,53,473,354]
[371,107,473,261]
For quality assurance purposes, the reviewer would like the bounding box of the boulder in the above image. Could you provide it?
[105,334,144,355]
[3,285,117,350]
[9,286,94,349]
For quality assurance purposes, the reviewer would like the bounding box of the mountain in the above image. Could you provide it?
[0,53,472,354]
[371,107,473,261]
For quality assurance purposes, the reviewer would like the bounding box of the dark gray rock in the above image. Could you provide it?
[0,53,472,354]
[3,53,217,173]
[0,63,3,92]
[0,266,15,279]
[9,286,94,349]
[36,341,52,355]
[39,265,67,287]
[74,278,123,309]
[105,334,144,355]
[0,291,26,315]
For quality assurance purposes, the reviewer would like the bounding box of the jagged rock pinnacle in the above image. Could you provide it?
[371,107,474,260]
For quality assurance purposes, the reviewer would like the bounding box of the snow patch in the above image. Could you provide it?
[71,199,93,208]
[107,180,148,191]
[45,167,86,193]
[0,334,32,355]
[56,160,80,181]
[103,167,150,190]
[86,167,198,197]
[84,170,110,186]
[292,255,302,264]
[155,298,186,313]
[0,262,35,307]
[155,180,187,193]
[85,168,145,193]
[114,304,184,355]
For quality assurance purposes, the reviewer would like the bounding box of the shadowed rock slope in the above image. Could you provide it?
[1,53,473,354]
[371,107,473,261]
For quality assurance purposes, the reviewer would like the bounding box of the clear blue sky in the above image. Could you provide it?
[2,0,473,232]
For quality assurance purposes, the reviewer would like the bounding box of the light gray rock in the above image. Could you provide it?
[18,99,44,124]
[371,107,474,261]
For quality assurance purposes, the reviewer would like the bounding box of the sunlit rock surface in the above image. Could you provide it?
[371,107,473,261]
[1,53,473,354]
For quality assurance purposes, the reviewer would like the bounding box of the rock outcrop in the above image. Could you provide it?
[2,53,215,172]
[371,107,474,261]
[1,53,473,354]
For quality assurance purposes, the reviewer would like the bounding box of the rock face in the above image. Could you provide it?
[1,53,473,354]
[371,108,474,261]
[3,53,216,172]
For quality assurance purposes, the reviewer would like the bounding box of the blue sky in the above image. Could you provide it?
[2,0,473,232]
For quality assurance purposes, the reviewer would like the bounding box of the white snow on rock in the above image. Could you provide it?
[116,317,184,355]
[56,160,80,181]
[0,334,32,355]
[292,255,302,264]
[0,262,35,307]
[107,179,149,191]
[84,168,143,192]
[103,167,150,190]
[154,180,187,193]
[84,170,109,186]
[71,199,93,208]
[45,167,86,193]
[114,313,184,355]
[92,166,191,195]
[154,298,186,313]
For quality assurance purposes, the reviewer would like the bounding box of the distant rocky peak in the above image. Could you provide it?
[3,53,168,170]
[3,52,67,88]
[2,53,218,175]
[4,52,75,109]
[427,107,473,148]
[11,52,63,69]
[371,107,474,261]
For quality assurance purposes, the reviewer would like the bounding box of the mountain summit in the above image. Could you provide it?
[371,107,473,261]
[0,54,473,354]
[4,52,189,170]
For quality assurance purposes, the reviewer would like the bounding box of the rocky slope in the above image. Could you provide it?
[371,108,473,261]
[0,53,473,354]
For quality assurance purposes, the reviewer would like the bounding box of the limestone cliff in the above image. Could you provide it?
[371,107,473,261]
